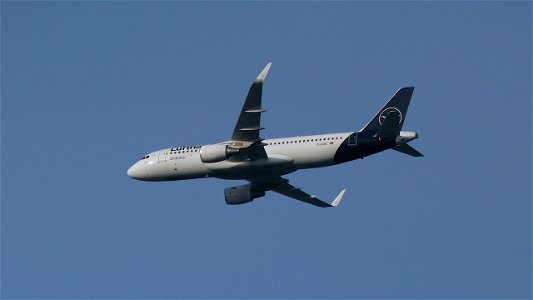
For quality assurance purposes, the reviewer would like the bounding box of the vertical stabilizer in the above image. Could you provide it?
[361,87,414,135]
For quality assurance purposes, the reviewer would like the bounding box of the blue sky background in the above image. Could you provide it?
[1,2,531,299]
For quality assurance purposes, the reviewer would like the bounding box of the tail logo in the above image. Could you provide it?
[378,107,403,125]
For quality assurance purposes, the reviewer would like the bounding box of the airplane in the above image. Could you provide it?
[127,62,422,207]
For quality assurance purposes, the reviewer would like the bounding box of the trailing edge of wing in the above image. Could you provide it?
[271,181,347,208]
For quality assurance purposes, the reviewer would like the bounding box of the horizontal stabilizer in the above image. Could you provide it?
[393,144,423,157]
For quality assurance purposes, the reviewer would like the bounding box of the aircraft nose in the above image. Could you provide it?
[127,163,143,180]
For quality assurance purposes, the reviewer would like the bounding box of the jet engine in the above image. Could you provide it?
[199,144,240,163]
[224,184,266,205]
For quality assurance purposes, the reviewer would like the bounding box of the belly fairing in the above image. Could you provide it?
[205,154,296,180]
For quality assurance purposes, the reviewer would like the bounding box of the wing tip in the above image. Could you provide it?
[256,62,272,82]
[330,189,346,207]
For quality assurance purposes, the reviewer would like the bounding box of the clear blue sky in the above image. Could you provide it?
[2,2,531,298]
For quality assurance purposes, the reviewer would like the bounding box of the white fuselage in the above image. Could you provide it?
[127,132,353,182]
[126,63,421,207]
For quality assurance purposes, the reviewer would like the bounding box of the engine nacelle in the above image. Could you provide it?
[224,184,266,205]
[199,144,240,163]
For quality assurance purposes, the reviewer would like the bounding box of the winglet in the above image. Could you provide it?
[256,62,272,82]
[330,189,346,207]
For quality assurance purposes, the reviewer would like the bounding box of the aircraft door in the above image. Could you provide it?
[158,150,168,162]
[348,133,358,147]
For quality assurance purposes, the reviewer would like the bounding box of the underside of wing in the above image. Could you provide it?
[272,182,346,207]
[249,176,346,208]
[231,63,272,142]
[239,140,268,160]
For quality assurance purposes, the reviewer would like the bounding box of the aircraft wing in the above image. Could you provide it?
[231,62,272,143]
[242,140,268,160]
[249,176,346,207]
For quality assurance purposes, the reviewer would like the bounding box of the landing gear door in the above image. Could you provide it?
[348,133,358,147]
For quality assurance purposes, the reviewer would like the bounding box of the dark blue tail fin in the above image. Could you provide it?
[361,87,414,135]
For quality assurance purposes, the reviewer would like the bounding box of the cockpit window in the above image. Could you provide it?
[140,155,150,160]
